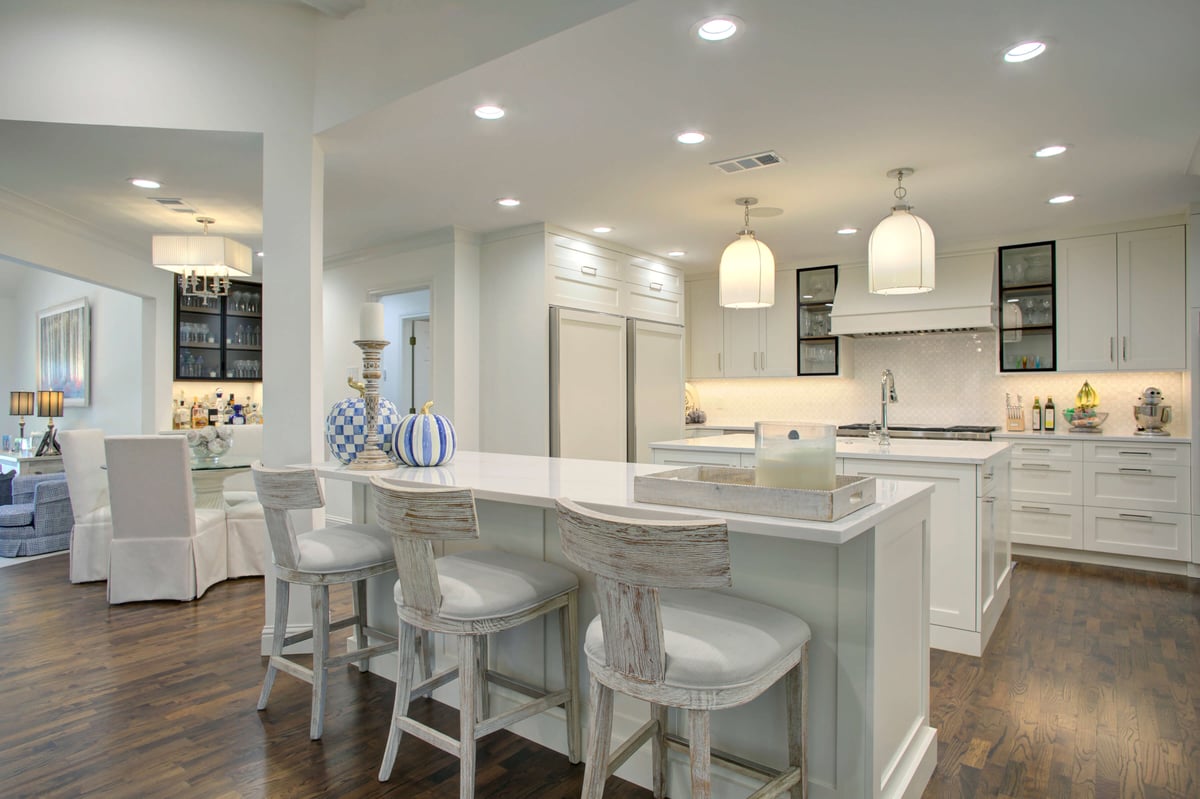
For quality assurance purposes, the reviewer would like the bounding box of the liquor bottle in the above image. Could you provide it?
[173,400,190,430]
[1032,397,1042,431]
[1044,396,1056,431]
[226,395,236,424]
[191,397,206,429]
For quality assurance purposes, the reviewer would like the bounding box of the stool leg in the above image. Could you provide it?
[257,577,289,711]
[562,593,582,764]
[379,620,418,781]
[420,630,434,681]
[651,703,668,798]
[458,634,479,799]
[309,584,330,740]
[476,633,490,720]
[582,674,614,799]
[786,646,809,799]
[688,709,712,799]
[352,577,370,672]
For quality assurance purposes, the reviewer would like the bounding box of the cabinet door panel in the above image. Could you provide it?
[685,278,724,378]
[1056,234,1117,371]
[760,269,797,376]
[1084,508,1191,562]
[1010,461,1082,504]
[723,307,760,377]
[1083,463,1191,514]
[1117,226,1186,370]
[1010,502,1084,549]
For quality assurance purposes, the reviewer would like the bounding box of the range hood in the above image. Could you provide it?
[830,250,997,336]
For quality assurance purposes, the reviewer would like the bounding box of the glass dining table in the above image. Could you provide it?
[189,456,254,509]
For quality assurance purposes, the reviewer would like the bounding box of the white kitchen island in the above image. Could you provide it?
[315,450,936,799]
[650,434,1013,657]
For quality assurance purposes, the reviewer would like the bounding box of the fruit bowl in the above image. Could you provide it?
[1063,408,1107,431]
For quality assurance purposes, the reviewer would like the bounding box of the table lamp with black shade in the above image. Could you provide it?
[9,391,35,445]
[35,390,64,457]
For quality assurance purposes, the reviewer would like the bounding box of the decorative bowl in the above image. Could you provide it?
[1064,409,1107,430]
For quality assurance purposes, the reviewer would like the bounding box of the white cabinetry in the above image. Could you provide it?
[841,453,1010,656]
[685,270,798,378]
[1057,226,1186,371]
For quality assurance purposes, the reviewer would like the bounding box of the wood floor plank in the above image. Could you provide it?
[1,553,1197,798]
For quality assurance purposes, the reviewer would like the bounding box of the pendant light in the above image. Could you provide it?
[868,168,935,294]
[719,197,775,308]
[152,216,252,298]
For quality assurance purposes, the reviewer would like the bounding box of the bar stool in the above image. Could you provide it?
[555,498,811,799]
[252,463,400,740]
[370,477,582,799]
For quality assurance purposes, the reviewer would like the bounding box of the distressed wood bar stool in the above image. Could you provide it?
[370,477,582,799]
[252,463,400,740]
[556,498,811,799]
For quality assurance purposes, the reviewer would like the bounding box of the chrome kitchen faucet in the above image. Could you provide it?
[880,369,898,446]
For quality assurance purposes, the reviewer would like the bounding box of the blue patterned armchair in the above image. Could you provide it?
[0,473,74,557]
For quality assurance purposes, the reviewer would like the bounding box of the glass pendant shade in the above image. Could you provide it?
[719,233,775,309]
[868,206,935,294]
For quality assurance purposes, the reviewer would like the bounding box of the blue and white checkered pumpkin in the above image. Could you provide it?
[394,401,456,466]
[324,396,402,465]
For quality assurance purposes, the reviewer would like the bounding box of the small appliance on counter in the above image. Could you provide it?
[1133,386,1172,436]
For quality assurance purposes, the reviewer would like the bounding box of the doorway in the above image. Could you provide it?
[377,289,431,415]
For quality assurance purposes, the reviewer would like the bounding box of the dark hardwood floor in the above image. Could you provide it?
[0,554,1195,798]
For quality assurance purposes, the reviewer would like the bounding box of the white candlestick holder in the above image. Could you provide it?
[347,338,394,471]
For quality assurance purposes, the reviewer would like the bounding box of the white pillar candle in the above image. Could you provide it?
[359,302,385,341]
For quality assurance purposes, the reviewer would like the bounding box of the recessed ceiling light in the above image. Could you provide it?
[592,226,613,234]
[1048,194,1075,204]
[256,251,264,257]
[1004,41,1046,63]
[128,177,161,189]
[676,131,707,145]
[667,250,686,257]
[836,227,859,235]
[474,104,505,120]
[496,197,521,207]
[695,15,741,41]
[1034,144,1068,158]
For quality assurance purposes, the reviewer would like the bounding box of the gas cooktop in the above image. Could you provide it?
[836,423,998,441]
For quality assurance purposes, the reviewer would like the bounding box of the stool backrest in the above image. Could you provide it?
[370,478,478,615]
[251,463,325,571]
[58,428,108,519]
[556,498,731,683]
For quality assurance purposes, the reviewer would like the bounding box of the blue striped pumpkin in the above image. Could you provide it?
[394,401,457,466]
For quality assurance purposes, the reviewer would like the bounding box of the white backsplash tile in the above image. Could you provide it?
[690,331,1187,435]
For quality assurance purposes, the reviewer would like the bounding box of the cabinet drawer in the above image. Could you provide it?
[547,266,623,314]
[1083,507,1191,562]
[651,449,743,468]
[1084,441,1190,464]
[1010,461,1083,504]
[1005,439,1083,461]
[623,282,684,325]
[1083,463,1191,514]
[1010,502,1084,549]
[625,257,683,295]
[547,234,623,281]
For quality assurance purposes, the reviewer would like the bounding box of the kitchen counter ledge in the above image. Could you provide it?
[655,432,1011,464]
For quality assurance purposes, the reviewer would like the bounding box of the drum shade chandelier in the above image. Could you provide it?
[867,168,935,295]
[718,197,775,309]
[152,216,252,298]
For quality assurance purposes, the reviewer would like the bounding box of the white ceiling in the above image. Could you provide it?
[2,0,1199,282]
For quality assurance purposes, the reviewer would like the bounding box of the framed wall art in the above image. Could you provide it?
[37,298,91,407]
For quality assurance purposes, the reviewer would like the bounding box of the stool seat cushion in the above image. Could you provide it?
[0,503,35,527]
[296,523,393,573]
[584,589,812,691]
[395,549,578,621]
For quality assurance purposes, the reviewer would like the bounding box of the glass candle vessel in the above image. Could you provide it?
[755,421,836,490]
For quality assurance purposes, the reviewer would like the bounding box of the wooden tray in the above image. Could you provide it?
[634,467,875,522]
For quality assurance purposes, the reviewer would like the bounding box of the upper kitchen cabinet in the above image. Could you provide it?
[797,265,851,376]
[1057,226,1185,372]
[175,278,263,381]
[686,277,724,378]
[544,233,683,325]
[686,270,798,379]
[998,241,1056,372]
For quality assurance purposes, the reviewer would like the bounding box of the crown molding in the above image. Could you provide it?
[0,188,147,262]
[323,225,481,270]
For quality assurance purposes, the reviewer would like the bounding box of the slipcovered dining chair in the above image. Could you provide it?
[369,478,582,798]
[58,428,112,582]
[105,435,228,603]
[253,463,399,740]
[556,498,811,799]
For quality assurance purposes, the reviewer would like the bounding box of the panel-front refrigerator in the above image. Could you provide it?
[549,306,683,463]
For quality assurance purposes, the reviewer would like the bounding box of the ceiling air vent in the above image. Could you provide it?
[149,197,197,214]
[711,150,785,174]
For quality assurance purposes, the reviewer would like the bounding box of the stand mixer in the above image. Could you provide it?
[1133,387,1172,436]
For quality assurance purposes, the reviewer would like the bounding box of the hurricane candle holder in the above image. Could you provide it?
[347,338,394,471]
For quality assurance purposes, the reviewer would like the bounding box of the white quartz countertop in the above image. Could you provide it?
[312,450,933,546]
[651,433,1011,464]
[993,429,1190,444]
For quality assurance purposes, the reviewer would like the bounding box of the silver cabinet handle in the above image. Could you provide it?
[1122,336,1127,361]
[981,497,995,504]
[581,265,598,276]
[1020,505,1052,513]
[983,470,995,479]
[1021,447,1051,453]
[717,352,722,372]
[1118,513,1153,521]
[1110,337,1115,362]
[1018,462,1051,469]
[754,351,760,371]
[1118,467,1152,474]
[649,281,663,292]
[760,351,766,370]
[1118,451,1152,457]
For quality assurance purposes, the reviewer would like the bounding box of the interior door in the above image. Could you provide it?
[550,307,627,461]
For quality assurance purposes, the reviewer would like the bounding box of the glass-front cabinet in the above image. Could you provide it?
[998,241,1056,372]
[174,278,263,381]
[796,265,840,375]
